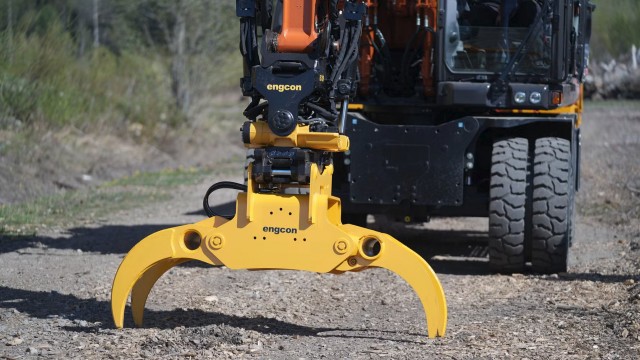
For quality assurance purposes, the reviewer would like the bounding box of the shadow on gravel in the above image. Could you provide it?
[2,201,633,279]
[545,273,640,284]
[0,225,181,255]
[0,285,326,335]
[399,232,491,275]
[0,202,235,255]
[0,286,427,343]
[185,201,234,217]
[368,221,493,275]
[0,227,492,274]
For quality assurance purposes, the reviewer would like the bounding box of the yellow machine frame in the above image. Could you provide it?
[111,133,448,337]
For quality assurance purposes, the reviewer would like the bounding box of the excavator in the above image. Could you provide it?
[111,0,593,337]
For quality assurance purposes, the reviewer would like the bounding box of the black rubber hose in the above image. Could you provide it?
[240,17,260,75]
[331,24,362,84]
[329,0,340,39]
[243,100,268,120]
[374,27,394,89]
[259,0,273,33]
[404,30,426,87]
[203,181,248,219]
[306,102,338,119]
[400,28,424,86]
[331,25,352,83]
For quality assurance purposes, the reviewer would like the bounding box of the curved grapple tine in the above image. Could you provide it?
[111,224,218,328]
[370,235,447,338]
[131,258,190,327]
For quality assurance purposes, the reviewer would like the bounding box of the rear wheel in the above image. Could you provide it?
[488,138,529,273]
[531,137,573,273]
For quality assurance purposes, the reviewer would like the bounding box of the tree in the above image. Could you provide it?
[136,0,236,116]
[6,0,13,63]
[93,0,99,48]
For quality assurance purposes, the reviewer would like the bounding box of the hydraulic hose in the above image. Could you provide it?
[203,181,248,219]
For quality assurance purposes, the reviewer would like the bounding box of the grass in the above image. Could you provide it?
[107,167,212,188]
[0,190,165,236]
[0,167,218,236]
[585,99,640,110]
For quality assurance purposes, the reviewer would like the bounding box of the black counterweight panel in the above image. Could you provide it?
[346,115,479,207]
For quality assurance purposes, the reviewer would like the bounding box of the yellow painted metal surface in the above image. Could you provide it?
[245,121,350,151]
[111,164,448,338]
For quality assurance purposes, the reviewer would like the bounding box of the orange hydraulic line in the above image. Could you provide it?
[277,0,320,53]
[359,0,378,96]
[390,0,409,15]
[418,0,437,97]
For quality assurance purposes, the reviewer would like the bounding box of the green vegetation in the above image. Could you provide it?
[0,0,636,131]
[107,167,211,188]
[1,28,178,130]
[0,189,165,236]
[0,0,241,133]
[585,99,640,110]
[591,0,640,58]
[0,167,217,235]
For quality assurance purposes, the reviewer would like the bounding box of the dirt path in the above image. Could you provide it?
[1,103,639,359]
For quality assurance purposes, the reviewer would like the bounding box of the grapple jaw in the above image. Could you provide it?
[111,164,447,338]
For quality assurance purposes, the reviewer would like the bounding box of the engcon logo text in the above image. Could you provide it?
[266,84,303,92]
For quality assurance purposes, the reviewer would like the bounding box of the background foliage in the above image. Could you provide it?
[591,0,640,60]
[0,0,240,131]
[0,0,637,132]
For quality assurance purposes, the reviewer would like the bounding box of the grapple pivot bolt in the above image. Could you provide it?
[334,239,349,254]
[207,235,224,250]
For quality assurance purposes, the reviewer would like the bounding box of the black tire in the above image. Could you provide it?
[531,137,573,273]
[488,138,529,273]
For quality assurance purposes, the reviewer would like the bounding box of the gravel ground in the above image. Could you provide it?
[1,103,639,359]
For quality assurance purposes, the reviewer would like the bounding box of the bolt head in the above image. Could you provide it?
[273,110,294,130]
[338,83,351,95]
[207,235,224,250]
[334,240,349,254]
[269,110,296,136]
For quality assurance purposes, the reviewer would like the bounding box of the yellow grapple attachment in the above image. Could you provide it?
[111,163,447,338]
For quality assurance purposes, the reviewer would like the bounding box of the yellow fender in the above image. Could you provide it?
[111,164,447,338]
